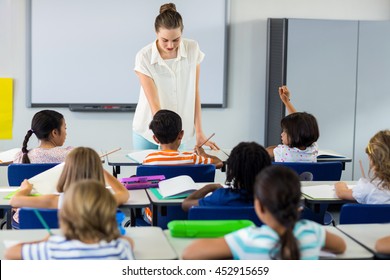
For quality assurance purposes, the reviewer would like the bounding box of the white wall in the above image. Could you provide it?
[1,0,390,184]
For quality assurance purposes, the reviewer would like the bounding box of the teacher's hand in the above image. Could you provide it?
[197,134,220,151]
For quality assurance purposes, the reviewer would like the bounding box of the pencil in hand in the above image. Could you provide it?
[198,133,215,148]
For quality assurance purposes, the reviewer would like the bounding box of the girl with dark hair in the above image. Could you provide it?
[182,165,346,260]
[13,110,72,163]
[267,86,319,162]
[133,3,218,150]
[182,142,271,211]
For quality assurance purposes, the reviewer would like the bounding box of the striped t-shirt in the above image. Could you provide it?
[224,219,326,260]
[22,235,134,260]
[143,150,213,165]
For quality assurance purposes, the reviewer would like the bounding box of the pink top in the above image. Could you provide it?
[13,146,73,163]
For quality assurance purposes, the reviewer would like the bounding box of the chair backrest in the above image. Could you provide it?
[339,203,390,224]
[136,164,216,182]
[272,161,343,181]
[188,206,263,226]
[19,207,59,229]
[7,163,59,186]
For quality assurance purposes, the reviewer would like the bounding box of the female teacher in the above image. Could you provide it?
[132,2,218,150]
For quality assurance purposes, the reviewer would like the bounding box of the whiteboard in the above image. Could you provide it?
[28,0,227,110]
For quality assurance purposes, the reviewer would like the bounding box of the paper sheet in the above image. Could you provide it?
[28,163,65,194]
[302,184,355,200]
[0,148,20,163]
[0,78,13,139]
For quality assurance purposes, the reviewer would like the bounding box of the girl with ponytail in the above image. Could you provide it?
[182,165,346,260]
[13,110,72,163]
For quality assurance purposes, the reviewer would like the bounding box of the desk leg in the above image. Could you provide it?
[112,165,121,178]
[6,209,12,229]
[152,205,158,226]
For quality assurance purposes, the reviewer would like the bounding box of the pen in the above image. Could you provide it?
[33,209,53,236]
[198,133,215,148]
[100,148,121,158]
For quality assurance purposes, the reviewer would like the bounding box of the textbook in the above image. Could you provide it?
[0,148,19,163]
[317,150,346,158]
[126,149,158,163]
[157,175,200,199]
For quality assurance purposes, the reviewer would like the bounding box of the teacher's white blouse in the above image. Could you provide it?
[133,38,205,144]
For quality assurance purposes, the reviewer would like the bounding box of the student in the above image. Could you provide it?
[182,165,346,260]
[13,109,72,163]
[143,109,222,168]
[182,142,271,211]
[335,129,390,203]
[10,147,129,227]
[5,179,134,260]
[133,3,218,150]
[375,235,390,254]
[266,86,319,162]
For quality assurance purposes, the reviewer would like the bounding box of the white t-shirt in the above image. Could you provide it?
[133,38,205,144]
[352,178,390,204]
[273,142,318,162]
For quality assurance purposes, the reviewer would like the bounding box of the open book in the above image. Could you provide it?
[157,175,200,199]
[28,163,65,195]
[126,149,158,163]
[301,184,355,200]
[0,148,20,163]
[317,150,346,158]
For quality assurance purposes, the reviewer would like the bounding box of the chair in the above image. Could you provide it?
[19,207,59,229]
[188,206,263,226]
[7,163,59,186]
[272,161,343,181]
[136,164,216,182]
[136,164,216,229]
[339,203,390,224]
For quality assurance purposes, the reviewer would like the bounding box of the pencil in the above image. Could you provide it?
[100,147,121,158]
[198,133,215,148]
[359,159,366,178]
[33,209,53,236]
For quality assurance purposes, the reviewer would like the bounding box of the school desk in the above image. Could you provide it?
[163,226,373,260]
[0,187,151,229]
[145,183,217,226]
[0,226,177,260]
[107,149,231,177]
[317,150,352,170]
[337,223,390,259]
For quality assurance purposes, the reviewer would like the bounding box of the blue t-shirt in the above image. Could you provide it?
[198,188,252,207]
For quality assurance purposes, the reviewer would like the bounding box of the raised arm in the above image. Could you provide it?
[135,71,161,115]
[279,86,297,114]
[103,169,129,205]
[182,183,223,211]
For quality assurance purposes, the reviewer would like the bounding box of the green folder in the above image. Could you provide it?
[4,189,40,200]
[149,187,190,200]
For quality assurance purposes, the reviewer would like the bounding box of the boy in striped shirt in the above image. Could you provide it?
[143,109,222,168]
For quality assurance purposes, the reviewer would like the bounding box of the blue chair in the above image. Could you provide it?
[339,203,390,224]
[136,164,216,229]
[272,161,343,181]
[188,206,263,226]
[7,163,59,186]
[19,208,59,229]
[136,164,216,182]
